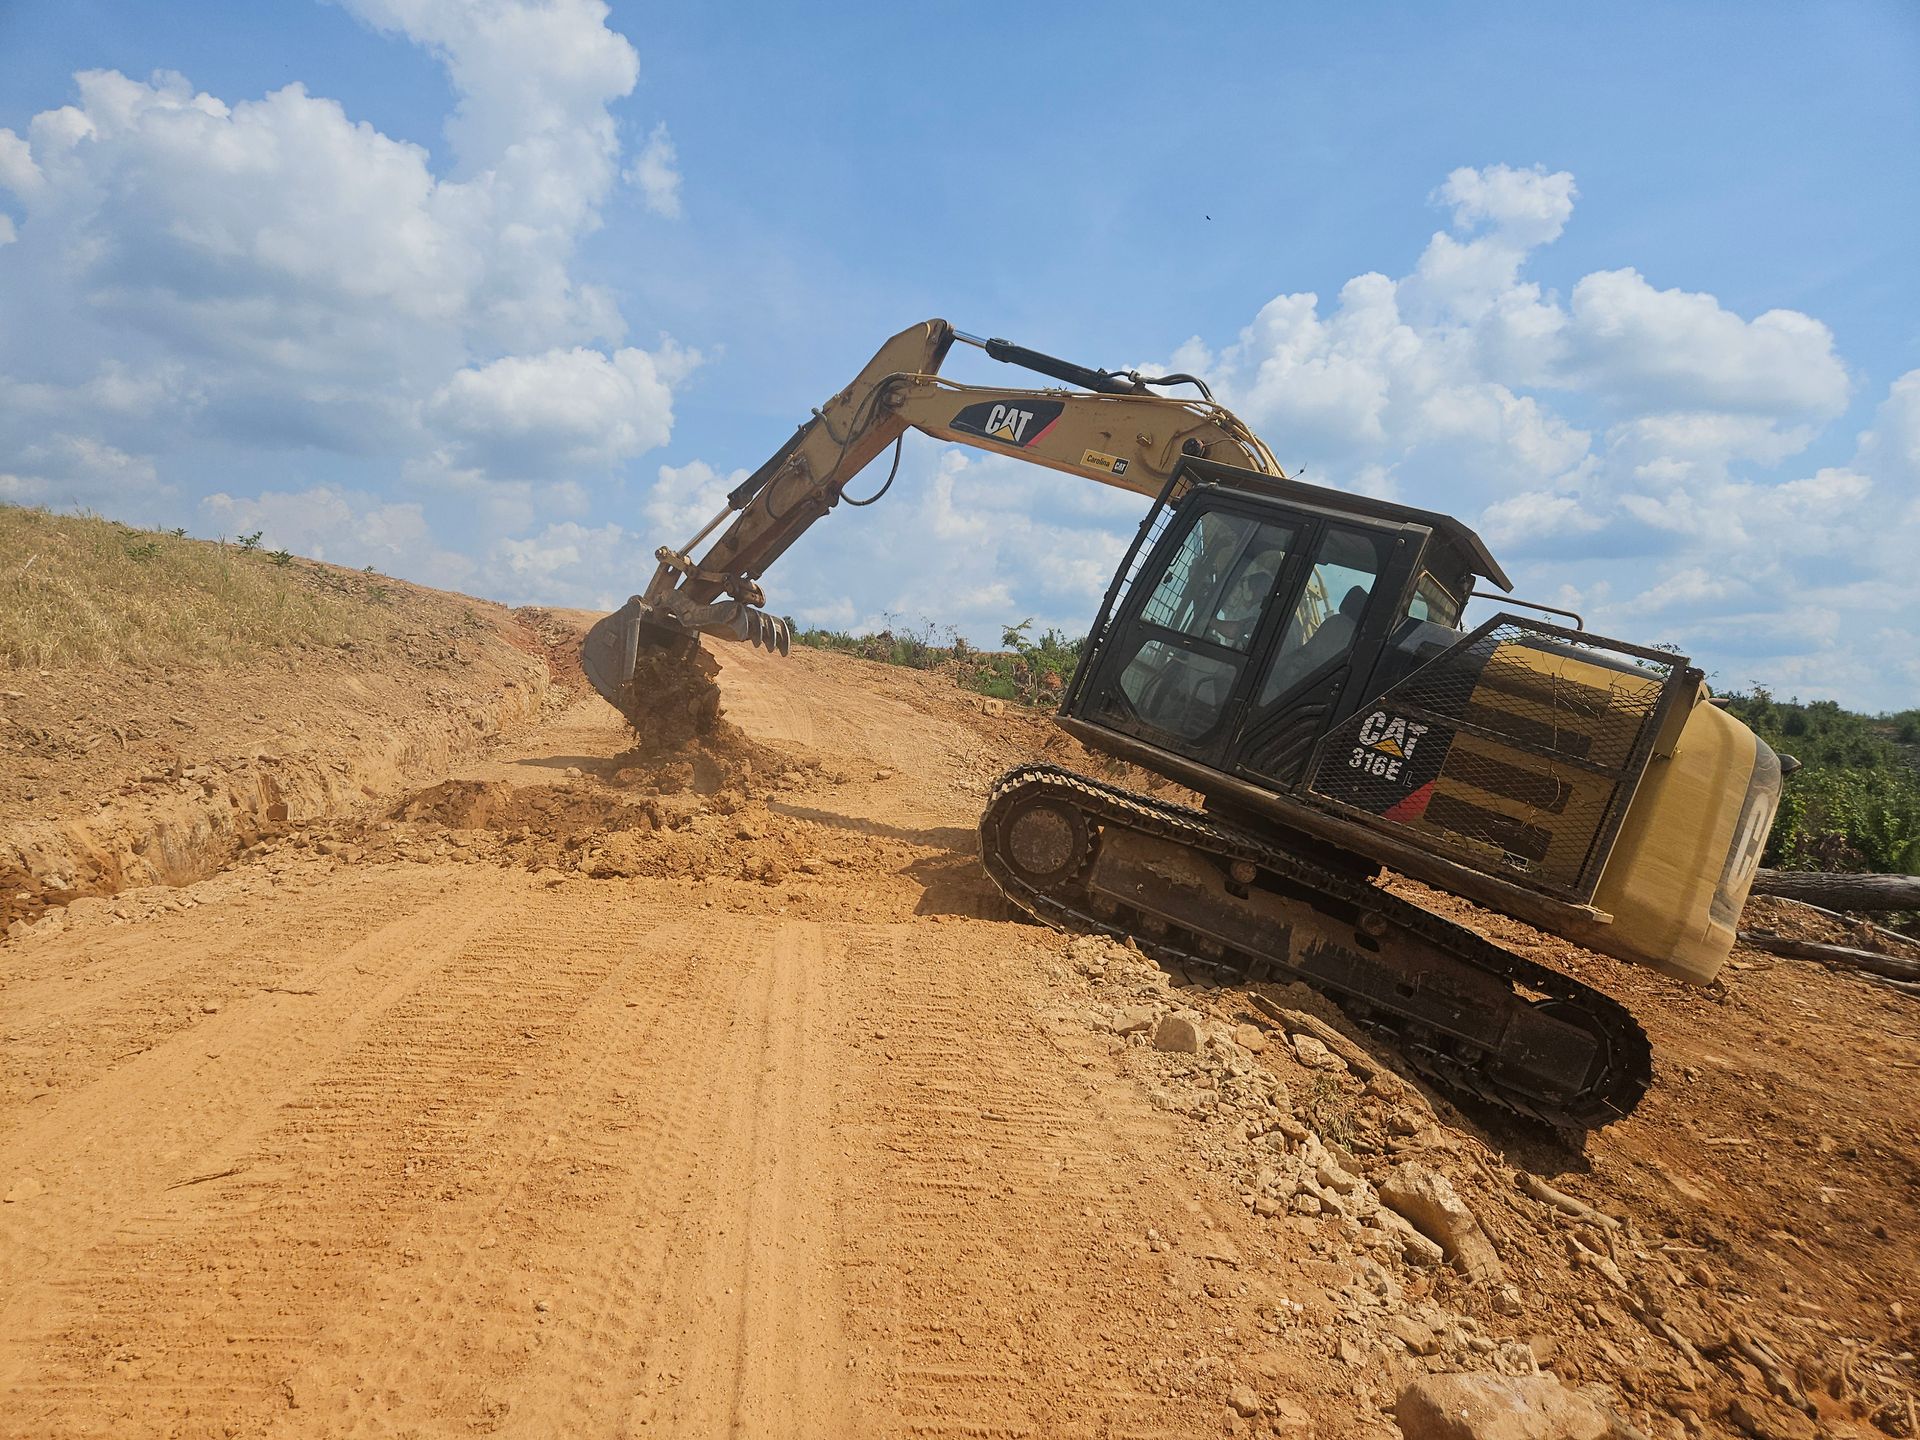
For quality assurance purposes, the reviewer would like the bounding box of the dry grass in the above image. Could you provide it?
[0,506,465,672]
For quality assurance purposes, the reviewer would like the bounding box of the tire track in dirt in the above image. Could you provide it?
[833,923,1230,1439]
[0,869,436,1124]
[0,633,1321,1440]
[0,873,514,1412]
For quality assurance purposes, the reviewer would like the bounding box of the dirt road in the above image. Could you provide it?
[5,638,1916,1440]
[0,645,1340,1438]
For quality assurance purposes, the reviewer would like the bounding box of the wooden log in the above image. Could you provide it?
[1516,1172,1621,1228]
[1737,930,1920,981]
[1754,896,1920,958]
[1750,869,1920,912]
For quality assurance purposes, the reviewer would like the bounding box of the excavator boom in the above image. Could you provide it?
[581,320,1280,701]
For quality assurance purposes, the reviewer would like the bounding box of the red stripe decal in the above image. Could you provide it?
[1383,781,1435,824]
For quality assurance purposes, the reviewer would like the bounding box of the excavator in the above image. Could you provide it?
[581,320,1785,1128]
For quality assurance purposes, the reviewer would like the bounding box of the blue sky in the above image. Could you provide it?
[1,1,1916,707]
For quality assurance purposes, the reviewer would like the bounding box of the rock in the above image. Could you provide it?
[1493,1285,1523,1317]
[1255,1196,1284,1217]
[1290,1033,1346,1070]
[1153,1015,1202,1054]
[1112,1007,1157,1036]
[1229,1383,1261,1418]
[1379,1165,1503,1283]
[1389,1315,1439,1356]
[1392,1373,1613,1440]
[1371,1208,1446,1268]
[1727,1396,1817,1440]
[201,1000,223,1015]
[5,1176,44,1203]
[1270,1396,1315,1436]
[1201,1238,1242,1268]
[1234,1023,1268,1053]
[1316,1157,1363,1195]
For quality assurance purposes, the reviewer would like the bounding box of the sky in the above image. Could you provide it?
[1,0,1916,708]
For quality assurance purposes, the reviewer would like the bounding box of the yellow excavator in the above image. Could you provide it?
[582,320,1784,1128]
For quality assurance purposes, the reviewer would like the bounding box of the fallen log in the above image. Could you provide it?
[1750,869,1920,912]
[1753,896,1920,958]
[1737,930,1920,981]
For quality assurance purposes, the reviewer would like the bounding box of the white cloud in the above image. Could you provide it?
[200,485,475,587]
[1139,162,1918,704]
[1479,490,1604,547]
[0,434,166,510]
[0,0,680,500]
[428,342,695,474]
[1562,269,1849,419]
[627,122,683,219]
[1857,369,1920,486]
[644,459,745,539]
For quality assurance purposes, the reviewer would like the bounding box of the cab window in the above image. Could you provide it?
[1407,572,1462,628]
[1137,512,1295,653]
[1257,526,1385,706]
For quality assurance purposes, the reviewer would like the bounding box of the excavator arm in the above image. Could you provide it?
[582,319,1280,703]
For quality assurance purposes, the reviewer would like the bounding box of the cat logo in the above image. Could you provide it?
[1080,448,1130,477]
[985,404,1034,442]
[1348,710,1431,781]
[948,397,1065,449]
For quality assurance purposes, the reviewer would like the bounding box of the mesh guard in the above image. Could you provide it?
[1306,616,1693,903]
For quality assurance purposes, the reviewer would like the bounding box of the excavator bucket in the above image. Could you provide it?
[580,599,652,712]
[580,596,791,715]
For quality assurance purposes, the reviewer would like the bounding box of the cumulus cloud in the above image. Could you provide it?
[627,122,683,219]
[428,342,696,474]
[644,459,745,539]
[1137,163,1907,703]
[0,0,680,513]
[200,485,475,588]
[0,435,167,511]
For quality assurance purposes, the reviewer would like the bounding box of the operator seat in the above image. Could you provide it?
[1261,585,1369,704]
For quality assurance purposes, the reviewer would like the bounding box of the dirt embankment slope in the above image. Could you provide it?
[0,613,1913,1440]
[0,511,568,934]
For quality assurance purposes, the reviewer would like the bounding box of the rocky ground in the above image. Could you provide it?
[0,623,1914,1440]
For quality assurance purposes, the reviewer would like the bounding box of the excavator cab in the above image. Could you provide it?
[1067,458,1499,790]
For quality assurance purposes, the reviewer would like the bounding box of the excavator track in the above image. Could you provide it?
[978,764,1652,1129]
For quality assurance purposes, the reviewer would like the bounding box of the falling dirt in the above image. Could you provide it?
[613,640,726,747]
[1,628,1914,1440]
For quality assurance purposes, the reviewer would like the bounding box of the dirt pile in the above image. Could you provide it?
[0,541,559,936]
[1744,895,1920,961]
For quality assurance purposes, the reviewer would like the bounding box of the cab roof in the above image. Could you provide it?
[1176,457,1512,592]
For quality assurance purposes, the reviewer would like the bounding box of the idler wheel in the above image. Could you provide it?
[1001,798,1090,887]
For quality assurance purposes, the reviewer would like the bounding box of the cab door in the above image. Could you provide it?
[1229,521,1418,789]
[1077,500,1303,768]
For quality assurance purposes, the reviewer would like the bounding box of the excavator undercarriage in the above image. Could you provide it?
[979,765,1651,1128]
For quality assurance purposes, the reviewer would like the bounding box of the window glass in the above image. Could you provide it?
[1258,527,1384,706]
[1137,511,1294,652]
[1408,572,1462,628]
[1118,640,1239,740]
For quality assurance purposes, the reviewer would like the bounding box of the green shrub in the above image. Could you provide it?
[1720,689,1920,874]
[792,615,1085,709]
